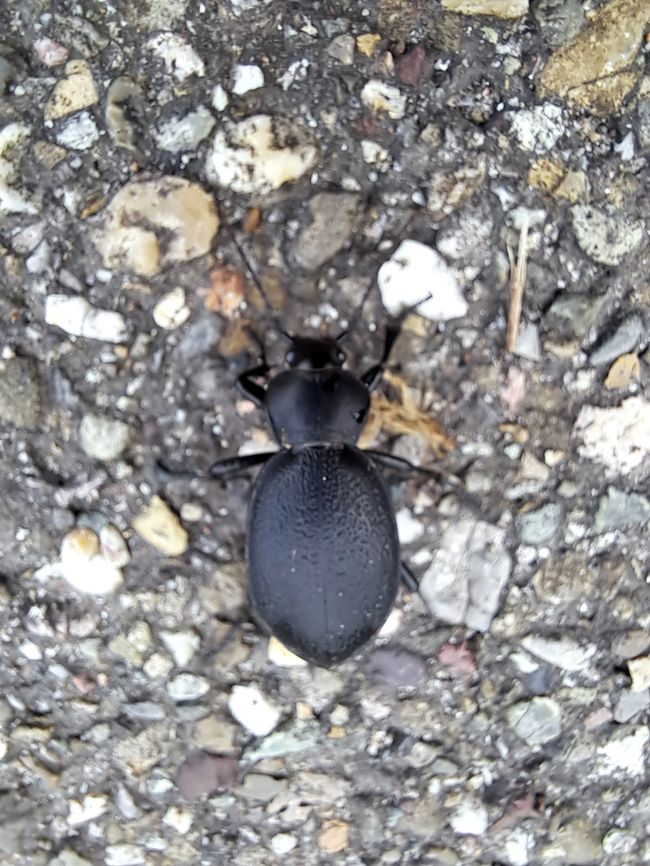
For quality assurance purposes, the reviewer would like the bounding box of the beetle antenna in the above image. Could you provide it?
[228,230,292,342]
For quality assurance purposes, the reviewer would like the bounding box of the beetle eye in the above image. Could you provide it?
[286,350,296,365]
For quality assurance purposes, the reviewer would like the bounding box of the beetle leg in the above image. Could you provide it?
[400,561,419,593]
[360,319,404,390]
[237,362,270,407]
[210,451,276,479]
[365,449,497,521]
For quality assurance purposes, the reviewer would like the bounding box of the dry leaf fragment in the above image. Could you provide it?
[358,371,453,456]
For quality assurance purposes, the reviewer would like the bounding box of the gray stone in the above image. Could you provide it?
[547,293,607,338]
[638,100,650,149]
[0,57,16,92]
[613,688,649,723]
[327,34,355,64]
[175,316,222,360]
[367,647,427,688]
[293,193,359,271]
[595,486,650,532]
[517,502,562,545]
[155,105,215,153]
[508,696,562,746]
[238,772,288,802]
[589,315,644,365]
[532,0,586,49]
[571,205,645,266]
[513,320,542,361]
[0,356,41,427]
[420,518,512,631]
[245,727,319,762]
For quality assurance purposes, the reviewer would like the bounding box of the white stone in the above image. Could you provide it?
[0,736,7,760]
[45,294,128,342]
[206,114,317,195]
[229,684,281,736]
[267,635,308,667]
[59,528,124,595]
[153,287,190,329]
[574,397,650,476]
[163,806,193,834]
[167,673,210,702]
[361,80,407,119]
[99,523,131,568]
[19,640,42,660]
[55,111,99,150]
[361,139,390,170]
[105,844,145,866]
[212,84,229,111]
[160,630,200,667]
[450,798,489,835]
[420,518,511,631]
[232,63,265,95]
[503,829,531,866]
[231,0,275,13]
[68,794,109,826]
[145,32,205,81]
[396,508,425,544]
[0,123,38,214]
[270,833,298,855]
[155,106,215,153]
[378,239,468,321]
[520,635,596,672]
[80,413,130,461]
[596,727,649,777]
[509,104,564,152]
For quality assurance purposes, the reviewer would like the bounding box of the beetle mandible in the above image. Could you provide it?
[194,241,434,667]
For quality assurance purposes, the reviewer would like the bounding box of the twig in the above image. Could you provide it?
[505,216,530,353]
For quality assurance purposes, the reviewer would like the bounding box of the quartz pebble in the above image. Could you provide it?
[378,239,468,321]
[59,527,124,594]
[267,635,308,667]
[79,413,130,461]
[206,115,317,195]
[45,295,128,343]
[574,397,650,476]
[232,63,265,94]
[93,176,219,277]
[132,496,188,556]
[361,80,407,119]
[229,684,281,737]
[153,288,190,330]
[450,799,489,835]
[55,111,99,150]
[155,106,215,153]
[520,636,595,672]
[105,844,145,866]
[167,673,210,702]
[160,630,200,667]
[145,32,205,80]
[628,657,650,692]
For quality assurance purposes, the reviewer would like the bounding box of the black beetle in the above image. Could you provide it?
[199,244,436,668]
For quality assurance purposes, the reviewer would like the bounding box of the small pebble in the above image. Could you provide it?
[59,527,124,594]
[99,523,131,568]
[155,107,215,153]
[55,111,99,150]
[145,32,205,81]
[361,80,407,119]
[367,647,427,688]
[628,656,650,692]
[160,630,200,667]
[162,805,193,834]
[232,63,265,94]
[319,819,350,854]
[45,295,128,343]
[153,288,190,330]
[228,684,281,736]
[520,635,595,672]
[80,414,130,461]
[450,799,489,835]
[167,673,210,702]
[105,844,145,866]
[132,495,188,556]
[176,751,238,798]
[574,397,650,476]
[270,833,298,855]
[508,697,562,746]
[327,34,355,65]
[516,502,562,545]
[613,688,649,723]
[267,635,308,667]
[589,315,643,366]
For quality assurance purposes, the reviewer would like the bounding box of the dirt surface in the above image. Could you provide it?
[1,1,649,864]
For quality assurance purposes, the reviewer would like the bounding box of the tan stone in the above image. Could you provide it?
[442,0,528,17]
[604,353,641,390]
[356,33,382,57]
[319,820,350,854]
[93,176,219,277]
[44,59,98,121]
[133,495,188,556]
[539,0,650,115]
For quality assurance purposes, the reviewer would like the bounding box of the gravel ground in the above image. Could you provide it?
[1,1,649,865]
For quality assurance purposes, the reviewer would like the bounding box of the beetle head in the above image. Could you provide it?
[286,336,345,370]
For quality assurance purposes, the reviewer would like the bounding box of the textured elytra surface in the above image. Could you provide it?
[247,445,400,666]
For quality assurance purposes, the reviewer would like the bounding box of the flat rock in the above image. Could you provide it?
[155,106,215,153]
[520,635,596,672]
[176,751,238,798]
[510,104,564,152]
[508,696,562,746]
[44,59,98,121]
[293,192,359,271]
[206,114,317,195]
[145,32,205,80]
[361,80,407,119]
[79,413,130,461]
[571,205,644,266]
[516,502,562,545]
[442,0,528,16]
[420,518,511,631]
[228,684,281,737]
[0,356,40,427]
[589,316,643,366]
[594,486,650,532]
[93,176,219,277]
